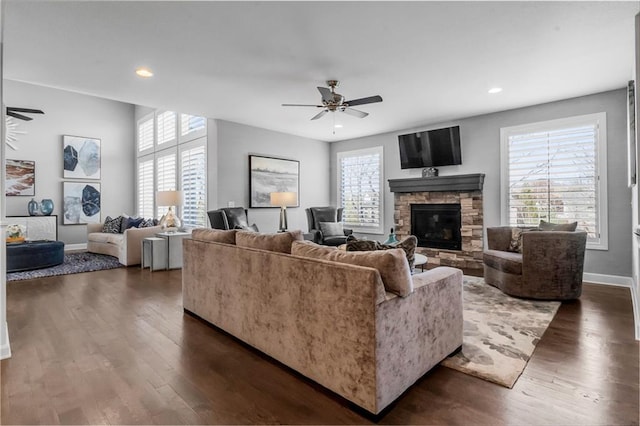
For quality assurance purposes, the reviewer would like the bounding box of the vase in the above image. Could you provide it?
[27,198,39,216]
[40,199,54,216]
[383,227,399,245]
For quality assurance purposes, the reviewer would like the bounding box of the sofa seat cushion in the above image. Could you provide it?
[236,230,303,254]
[192,228,237,245]
[88,232,124,245]
[483,249,523,275]
[292,240,413,297]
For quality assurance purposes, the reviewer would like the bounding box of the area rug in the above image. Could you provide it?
[7,252,122,281]
[441,275,561,388]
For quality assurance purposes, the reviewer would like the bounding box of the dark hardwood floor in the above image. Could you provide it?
[2,267,638,425]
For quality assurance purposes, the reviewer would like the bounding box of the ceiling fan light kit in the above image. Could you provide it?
[282,80,382,122]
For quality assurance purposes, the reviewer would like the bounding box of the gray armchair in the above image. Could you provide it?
[208,207,259,231]
[483,226,587,300]
[305,206,353,246]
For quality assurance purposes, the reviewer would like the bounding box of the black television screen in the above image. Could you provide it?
[398,126,462,169]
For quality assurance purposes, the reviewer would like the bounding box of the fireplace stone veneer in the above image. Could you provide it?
[389,175,484,270]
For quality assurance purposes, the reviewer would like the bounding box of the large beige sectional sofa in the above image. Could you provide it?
[182,228,464,415]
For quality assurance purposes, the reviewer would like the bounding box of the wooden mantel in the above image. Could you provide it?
[388,173,485,193]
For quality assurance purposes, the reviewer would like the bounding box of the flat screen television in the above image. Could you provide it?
[398,126,462,169]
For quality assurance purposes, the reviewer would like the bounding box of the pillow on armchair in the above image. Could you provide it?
[319,221,344,237]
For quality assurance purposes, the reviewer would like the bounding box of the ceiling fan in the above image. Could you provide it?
[6,107,44,121]
[4,107,44,150]
[282,80,382,120]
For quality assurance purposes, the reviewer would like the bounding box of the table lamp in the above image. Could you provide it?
[157,190,183,232]
[270,191,297,232]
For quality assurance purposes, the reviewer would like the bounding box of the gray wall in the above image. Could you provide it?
[4,80,135,245]
[214,120,330,233]
[331,89,632,277]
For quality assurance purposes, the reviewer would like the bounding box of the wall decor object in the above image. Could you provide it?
[63,182,101,224]
[249,155,300,208]
[5,159,35,196]
[628,80,637,187]
[40,198,54,216]
[63,135,101,179]
[28,198,39,216]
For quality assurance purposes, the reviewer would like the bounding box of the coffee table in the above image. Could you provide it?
[414,253,428,272]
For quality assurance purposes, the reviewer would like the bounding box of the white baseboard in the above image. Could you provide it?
[0,322,11,360]
[582,272,633,287]
[65,243,87,251]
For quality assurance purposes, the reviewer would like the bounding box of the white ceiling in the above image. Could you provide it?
[3,1,639,142]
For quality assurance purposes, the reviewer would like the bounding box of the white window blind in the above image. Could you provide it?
[180,142,207,228]
[157,111,177,146]
[501,112,607,249]
[137,157,154,219]
[181,114,206,137]
[156,152,177,218]
[337,146,384,234]
[138,117,154,153]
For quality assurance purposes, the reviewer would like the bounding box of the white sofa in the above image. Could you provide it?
[86,222,162,266]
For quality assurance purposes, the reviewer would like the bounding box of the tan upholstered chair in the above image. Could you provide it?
[483,226,587,300]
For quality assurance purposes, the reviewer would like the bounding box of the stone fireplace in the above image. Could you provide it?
[389,174,485,270]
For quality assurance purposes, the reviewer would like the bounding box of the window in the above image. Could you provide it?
[501,112,608,249]
[337,146,384,234]
[137,156,154,219]
[180,114,206,139]
[180,139,207,228]
[137,115,154,153]
[155,151,177,219]
[156,111,177,146]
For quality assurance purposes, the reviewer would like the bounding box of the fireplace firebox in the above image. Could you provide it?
[411,204,462,250]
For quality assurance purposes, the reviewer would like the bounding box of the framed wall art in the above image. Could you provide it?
[249,155,300,208]
[5,159,35,196]
[63,135,101,179]
[63,181,101,224]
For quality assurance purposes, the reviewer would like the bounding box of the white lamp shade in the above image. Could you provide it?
[270,192,297,207]
[156,190,184,207]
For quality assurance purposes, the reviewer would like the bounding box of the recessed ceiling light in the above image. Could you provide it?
[488,87,503,94]
[334,124,343,128]
[135,67,154,78]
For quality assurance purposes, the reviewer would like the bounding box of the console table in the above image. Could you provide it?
[6,215,57,240]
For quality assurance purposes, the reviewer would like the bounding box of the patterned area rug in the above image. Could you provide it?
[7,252,122,281]
[441,275,561,388]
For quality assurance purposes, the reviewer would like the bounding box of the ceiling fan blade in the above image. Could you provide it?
[7,107,44,115]
[344,95,383,107]
[317,87,333,103]
[342,108,368,119]
[7,111,33,121]
[310,109,329,120]
[282,103,323,107]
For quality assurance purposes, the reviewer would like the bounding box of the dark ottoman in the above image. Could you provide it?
[6,240,65,273]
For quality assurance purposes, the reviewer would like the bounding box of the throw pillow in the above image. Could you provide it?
[102,216,123,234]
[507,227,539,253]
[292,240,413,297]
[235,230,303,254]
[123,216,144,230]
[139,218,156,228]
[319,222,344,237]
[192,228,237,245]
[346,236,418,269]
[539,220,578,232]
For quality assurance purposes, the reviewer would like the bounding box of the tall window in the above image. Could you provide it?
[501,112,608,249]
[337,146,384,234]
[180,140,207,228]
[135,110,207,226]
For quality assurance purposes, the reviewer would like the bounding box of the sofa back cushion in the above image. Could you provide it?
[292,240,413,297]
[236,230,303,254]
[192,228,237,245]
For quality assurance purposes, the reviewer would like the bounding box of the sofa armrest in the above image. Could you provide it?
[121,225,163,265]
[308,229,323,244]
[521,230,587,277]
[87,223,103,235]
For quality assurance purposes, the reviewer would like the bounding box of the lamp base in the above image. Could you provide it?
[278,206,288,232]
[160,207,182,232]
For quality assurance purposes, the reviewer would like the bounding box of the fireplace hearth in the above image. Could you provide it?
[411,204,462,250]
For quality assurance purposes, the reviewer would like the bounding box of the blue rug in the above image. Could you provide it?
[7,252,122,281]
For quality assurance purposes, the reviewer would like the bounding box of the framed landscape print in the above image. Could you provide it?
[63,135,101,179]
[5,159,35,196]
[249,155,300,208]
[63,181,101,224]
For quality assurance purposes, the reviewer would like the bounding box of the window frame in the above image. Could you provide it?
[179,137,208,228]
[156,110,178,148]
[500,112,608,250]
[136,154,155,220]
[136,113,155,156]
[179,113,207,143]
[336,146,384,235]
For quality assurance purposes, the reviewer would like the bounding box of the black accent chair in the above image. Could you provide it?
[207,207,259,231]
[305,206,353,246]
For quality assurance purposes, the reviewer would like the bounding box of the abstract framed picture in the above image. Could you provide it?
[63,181,101,224]
[5,159,35,196]
[249,155,300,208]
[63,135,101,179]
